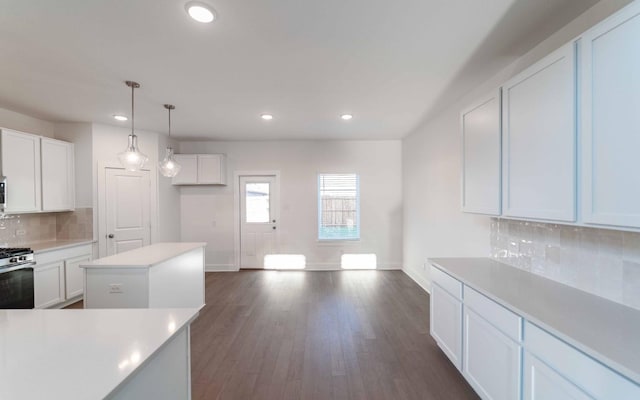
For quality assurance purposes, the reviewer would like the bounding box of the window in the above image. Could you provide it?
[318,173,359,240]
[245,182,270,223]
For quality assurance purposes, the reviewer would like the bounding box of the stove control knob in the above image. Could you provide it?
[9,257,17,263]
[18,256,26,261]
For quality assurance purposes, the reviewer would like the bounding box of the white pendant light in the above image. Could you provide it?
[118,81,148,171]
[158,104,182,178]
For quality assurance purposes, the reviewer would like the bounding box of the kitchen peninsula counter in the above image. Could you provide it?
[81,242,206,309]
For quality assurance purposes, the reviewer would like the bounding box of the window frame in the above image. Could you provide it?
[317,173,360,241]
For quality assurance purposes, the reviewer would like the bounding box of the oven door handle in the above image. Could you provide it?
[0,263,35,274]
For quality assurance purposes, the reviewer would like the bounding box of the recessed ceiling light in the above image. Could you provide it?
[113,115,128,121]
[341,114,353,120]
[185,2,216,23]
[261,114,273,120]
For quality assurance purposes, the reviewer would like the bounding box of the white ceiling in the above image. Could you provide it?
[0,0,597,140]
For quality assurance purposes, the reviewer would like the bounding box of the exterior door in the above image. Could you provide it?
[239,175,278,269]
[105,168,151,256]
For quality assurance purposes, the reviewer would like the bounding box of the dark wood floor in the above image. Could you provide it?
[67,270,478,399]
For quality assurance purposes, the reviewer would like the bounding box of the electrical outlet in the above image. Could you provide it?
[15,229,26,236]
[109,283,123,294]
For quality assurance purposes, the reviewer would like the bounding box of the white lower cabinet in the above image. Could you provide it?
[34,243,92,308]
[463,308,521,400]
[523,352,592,400]
[430,283,463,370]
[65,254,90,299]
[34,261,65,308]
[429,264,640,400]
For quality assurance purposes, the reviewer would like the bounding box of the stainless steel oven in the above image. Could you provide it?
[0,248,35,309]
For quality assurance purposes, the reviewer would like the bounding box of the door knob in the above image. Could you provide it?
[272,226,276,230]
[107,234,114,238]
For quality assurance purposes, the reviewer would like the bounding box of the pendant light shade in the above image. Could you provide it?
[159,104,181,178]
[118,81,148,171]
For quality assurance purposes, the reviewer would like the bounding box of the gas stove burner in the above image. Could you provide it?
[0,248,34,269]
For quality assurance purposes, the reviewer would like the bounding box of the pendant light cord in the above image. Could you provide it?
[131,83,135,135]
[168,107,171,139]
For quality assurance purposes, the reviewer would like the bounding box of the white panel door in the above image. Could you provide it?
[461,89,501,215]
[0,129,41,213]
[41,138,74,211]
[581,2,640,228]
[502,42,576,222]
[105,168,150,256]
[463,308,521,400]
[65,254,91,299]
[239,175,278,269]
[171,154,197,185]
[523,353,593,400]
[430,283,462,370]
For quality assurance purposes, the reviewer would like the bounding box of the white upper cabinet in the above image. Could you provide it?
[0,129,75,213]
[41,137,75,211]
[502,42,577,222]
[172,154,227,185]
[461,89,501,215]
[171,154,197,185]
[0,129,42,213]
[580,2,640,228]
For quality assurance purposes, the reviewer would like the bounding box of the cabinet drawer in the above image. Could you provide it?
[525,322,640,399]
[430,265,462,300]
[464,286,521,341]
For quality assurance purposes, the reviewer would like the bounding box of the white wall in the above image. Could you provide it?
[0,107,54,138]
[402,0,633,292]
[157,135,181,242]
[179,140,402,271]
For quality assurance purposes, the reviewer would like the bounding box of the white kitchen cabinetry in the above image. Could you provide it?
[463,288,522,400]
[65,254,91,299]
[0,129,41,213]
[461,89,501,215]
[430,266,463,370]
[34,243,92,308]
[41,137,75,211]
[501,42,576,222]
[430,262,640,399]
[172,154,226,185]
[523,353,592,400]
[34,261,65,308]
[0,129,75,213]
[580,2,640,229]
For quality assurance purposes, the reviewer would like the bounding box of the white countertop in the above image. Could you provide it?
[0,308,199,400]
[29,239,95,253]
[430,257,640,384]
[81,242,206,269]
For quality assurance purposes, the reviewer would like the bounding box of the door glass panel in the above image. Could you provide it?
[246,183,270,223]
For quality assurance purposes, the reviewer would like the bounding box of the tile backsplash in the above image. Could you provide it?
[491,218,640,310]
[0,208,93,246]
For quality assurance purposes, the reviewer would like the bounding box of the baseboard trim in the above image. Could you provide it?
[402,267,431,294]
[205,264,239,272]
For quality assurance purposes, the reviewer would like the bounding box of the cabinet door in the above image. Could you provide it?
[0,129,41,213]
[34,261,65,308]
[523,353,593,400]
[65,254,91,299]
[461,89,501,215]
[581,2,640,228]
[197,154,225,184]
[41,138,75,211]
[463,308,521,400]
[502,42,576,222]
[171,154,197,185]
[430,283,462,370]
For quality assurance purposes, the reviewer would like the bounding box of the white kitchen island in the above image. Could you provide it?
[81,242,206,309]
[0,308,199,400]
